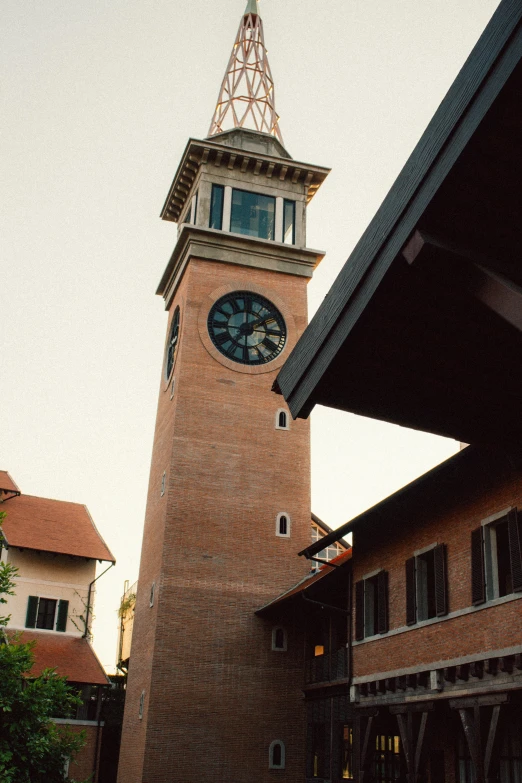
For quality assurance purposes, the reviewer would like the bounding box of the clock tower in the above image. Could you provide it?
[117,3,329,782]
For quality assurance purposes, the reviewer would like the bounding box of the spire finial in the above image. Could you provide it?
[208,1,283,143]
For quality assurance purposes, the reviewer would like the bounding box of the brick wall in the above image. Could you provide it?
[66,723,101,782]
[352,462,522,678]
[118,259,312,783]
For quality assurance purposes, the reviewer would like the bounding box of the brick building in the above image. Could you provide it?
[116,3,332,781]
[0,469,115,781]
[275,1,522,781]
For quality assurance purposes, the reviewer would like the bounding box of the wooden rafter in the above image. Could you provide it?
[208,1,283,142]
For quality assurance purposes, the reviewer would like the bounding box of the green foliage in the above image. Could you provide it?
[0,511,87,782]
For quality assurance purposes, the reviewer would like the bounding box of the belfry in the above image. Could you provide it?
[117,3,329,781]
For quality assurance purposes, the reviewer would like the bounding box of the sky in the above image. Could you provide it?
[1,0,501,671]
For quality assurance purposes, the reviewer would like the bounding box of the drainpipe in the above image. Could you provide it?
[83,562,114,639]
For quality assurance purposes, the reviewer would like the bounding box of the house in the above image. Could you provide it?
[272,1,522,781]
[0,469,115,782]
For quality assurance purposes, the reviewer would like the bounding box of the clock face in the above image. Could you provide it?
[165,306,181,380]
[207,291,287,365]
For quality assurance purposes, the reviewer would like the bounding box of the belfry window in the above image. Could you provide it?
[210,184,224,230]
[230,188,275,240]
[276,513,291,538]
[283,199,296,244]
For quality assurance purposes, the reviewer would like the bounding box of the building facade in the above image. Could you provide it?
[0,469,115,781]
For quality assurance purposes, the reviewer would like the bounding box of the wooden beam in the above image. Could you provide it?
[403,230,522,333]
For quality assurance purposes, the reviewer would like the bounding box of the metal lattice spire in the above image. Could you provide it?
[208,0,283,143]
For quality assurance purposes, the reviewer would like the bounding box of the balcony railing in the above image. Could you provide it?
[305,647,349,685]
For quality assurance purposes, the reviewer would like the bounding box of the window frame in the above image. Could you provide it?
[275,408,289,430]
[472,508,522,605]
[230,187,276,241]
[355,569,389,640]
[282,199,296,245]
[276,512,291,539]
[269,740,286,769]
[209,184,224,230]
[272,626,288,652]
[25,595,69,632]
[406,543,448,625]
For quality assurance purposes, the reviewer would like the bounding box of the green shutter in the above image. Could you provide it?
[56,599,69,632]
[25,596,39,628]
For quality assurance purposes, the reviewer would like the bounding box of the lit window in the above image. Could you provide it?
[314,645,324,657]
[355,571,388,640]
[161,472,166,496]
[210,184,224,230]
[275,409,289,430]
[230,188,275,240]
[272,627,287,651]
[341,724,354,780]
[283,199,296,244]
[276,513,291,538]
[405,544,447,624]
[472,509,522,604]
[269,740,285,769]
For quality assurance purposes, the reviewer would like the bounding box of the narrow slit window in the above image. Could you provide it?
[139,690,145,720]
[269,740,285,769]
[276,409,289,430]
[276,513,291,538]
[272,627,287,651]
[210,184,224,230]
[283,199,296,244]
[161,472,166,497]
[150,582,155,608]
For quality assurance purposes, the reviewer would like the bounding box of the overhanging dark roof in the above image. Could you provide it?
[276,0,522,447]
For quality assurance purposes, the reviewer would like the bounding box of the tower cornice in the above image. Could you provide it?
[161,133,330,224]
[156,224,325,309]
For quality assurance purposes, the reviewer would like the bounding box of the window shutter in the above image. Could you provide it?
[56,599,69,632]
[355,580,365,641]
[434,543,448,616]
[377,570,389,634]
[471,527,486,605]
[25,596,38,628]
[507,509,522,592]
[405,557,416,625]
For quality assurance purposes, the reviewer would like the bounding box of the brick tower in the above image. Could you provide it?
[117,3,329,782]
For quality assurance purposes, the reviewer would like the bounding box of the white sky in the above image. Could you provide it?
[1,0,501,671]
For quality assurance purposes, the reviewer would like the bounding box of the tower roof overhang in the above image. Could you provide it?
[275,0,522,448]
[160,132,330,224]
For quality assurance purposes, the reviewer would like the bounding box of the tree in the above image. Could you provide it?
[0,512,87,782]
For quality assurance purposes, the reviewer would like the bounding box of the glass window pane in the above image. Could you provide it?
[230,189,275,240]
[283,199,295,244]
[210,185,224,230]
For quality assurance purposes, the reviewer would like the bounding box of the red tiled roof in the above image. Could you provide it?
[256,547,352,614]
[2,494,115,562]
[0,470,20,494]
[11,631,109,685]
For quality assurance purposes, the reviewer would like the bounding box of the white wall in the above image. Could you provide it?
[5,548,97,637]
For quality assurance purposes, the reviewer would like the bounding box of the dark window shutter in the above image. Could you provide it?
[56,599,69,632]
[434,543,448,616]
[507,509,522,592]
[471,527,486,605]
[405,557,416,625]
[25,596,38,628]
[377,570,389,634]
[355,580,365,641]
